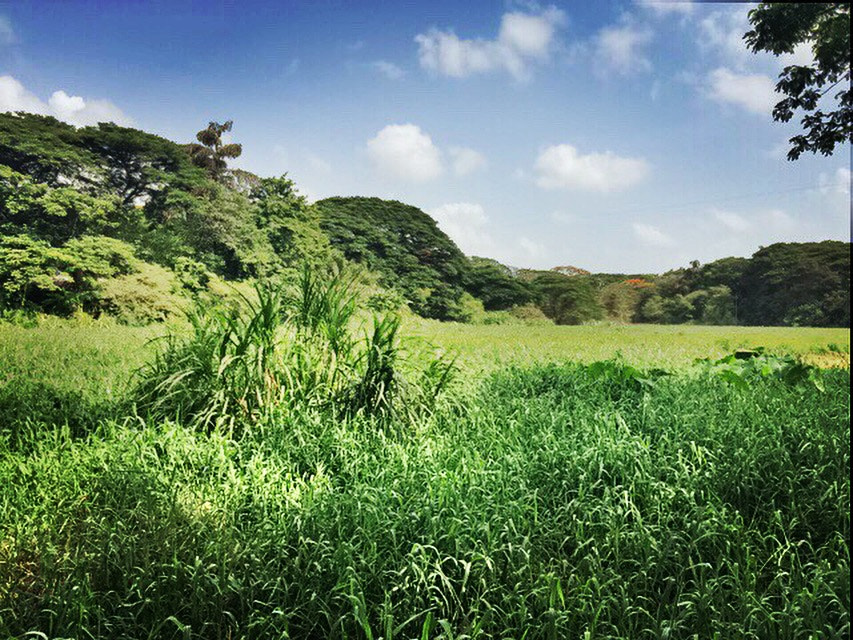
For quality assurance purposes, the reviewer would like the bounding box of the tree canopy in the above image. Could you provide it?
[745,3,852,160]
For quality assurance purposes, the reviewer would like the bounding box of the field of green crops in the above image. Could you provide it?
[0,295,849,639]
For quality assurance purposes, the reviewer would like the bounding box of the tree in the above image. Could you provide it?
[745,3,851,160]
[464,257,532,311]
[185,120,243,179]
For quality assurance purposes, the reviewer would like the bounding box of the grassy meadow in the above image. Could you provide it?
[0,294,849,639]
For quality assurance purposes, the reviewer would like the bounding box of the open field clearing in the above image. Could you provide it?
[407,320,851,371]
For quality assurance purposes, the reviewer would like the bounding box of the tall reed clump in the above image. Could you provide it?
[132,266,455,431]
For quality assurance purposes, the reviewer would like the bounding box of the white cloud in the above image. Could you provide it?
[699,7,752,68]
[499,8,564,58]
[594,23,653,74]
[48,90,133,127]
[764,209,796,233]
[636,0,694,16]
[367,123,443,182]
[373,60,405,80]
[0,75,133,127]
[0,75,46,114]
[430,202,494,256]
[415,6,565,80]
[519,236,545,258]
[0,15,14,45]
[534,144,650,192]
[712,208,751,232]
[449,146,486,176]
[819,167,851,196]
[633,222,675,247]
[306,154,332,174]
[707,67,777,115]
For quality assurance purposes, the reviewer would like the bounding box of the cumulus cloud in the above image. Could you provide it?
[373,60,405,80]
[707,67,777,115]
[0,75,45,114]
[712,208,751,233]
[449,146,486,176]
[594,23,653,74]
[430,202,494,256]
[632,222,675,248]
[415,6,565,80]
[0,75,133,127]
[534,144,650,192]
[367,123,443,182]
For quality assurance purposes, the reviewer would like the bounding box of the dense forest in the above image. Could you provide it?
[0,112,849,327]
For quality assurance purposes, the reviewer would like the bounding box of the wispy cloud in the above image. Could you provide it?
[372,60,405,80]
[449,146,486,176]
[0,15,14,45]
[635,0,694,17]
[633,222,675,248]
[594,22,653,75]
[712,208,751,233]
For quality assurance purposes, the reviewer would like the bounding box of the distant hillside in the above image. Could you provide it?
[551,265,590,277]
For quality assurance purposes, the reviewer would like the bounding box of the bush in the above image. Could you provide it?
[96,263,185,324]
[133,268,456,433]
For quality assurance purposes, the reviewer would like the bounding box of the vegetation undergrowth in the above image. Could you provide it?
[0,306,848,638]
[132,266,456,435]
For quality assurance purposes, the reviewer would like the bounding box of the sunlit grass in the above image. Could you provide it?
[406,319,850,370]
[0,313,849,638]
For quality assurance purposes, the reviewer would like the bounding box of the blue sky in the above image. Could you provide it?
[1,0,850,272]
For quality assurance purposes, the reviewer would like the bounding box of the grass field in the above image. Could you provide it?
[0,306,850,639]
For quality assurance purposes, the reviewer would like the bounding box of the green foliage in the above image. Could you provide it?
[172,256,210,293]
[1,164,120,244]
[0,113,99,185]
[96,262,185,324]
[252,175,338,270]
[0,345,847,637]
[315,197,471,320]
[1,113,848,328]
[746,3,852,160]
[133,268,454,433]
[697,347,826,391]
[0,234,137,314]
[737,240,850,327]
[184,120,243,179]
[465,257,532,310]
[527,271,603,325]
[599,280,641,323]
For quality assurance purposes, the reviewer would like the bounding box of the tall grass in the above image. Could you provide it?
[132,267,454,432]
[1,359,848,638]
[0,278,848,638]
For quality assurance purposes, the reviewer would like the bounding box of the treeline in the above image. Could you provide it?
[457,243,849,328]
[0,112,849,327]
